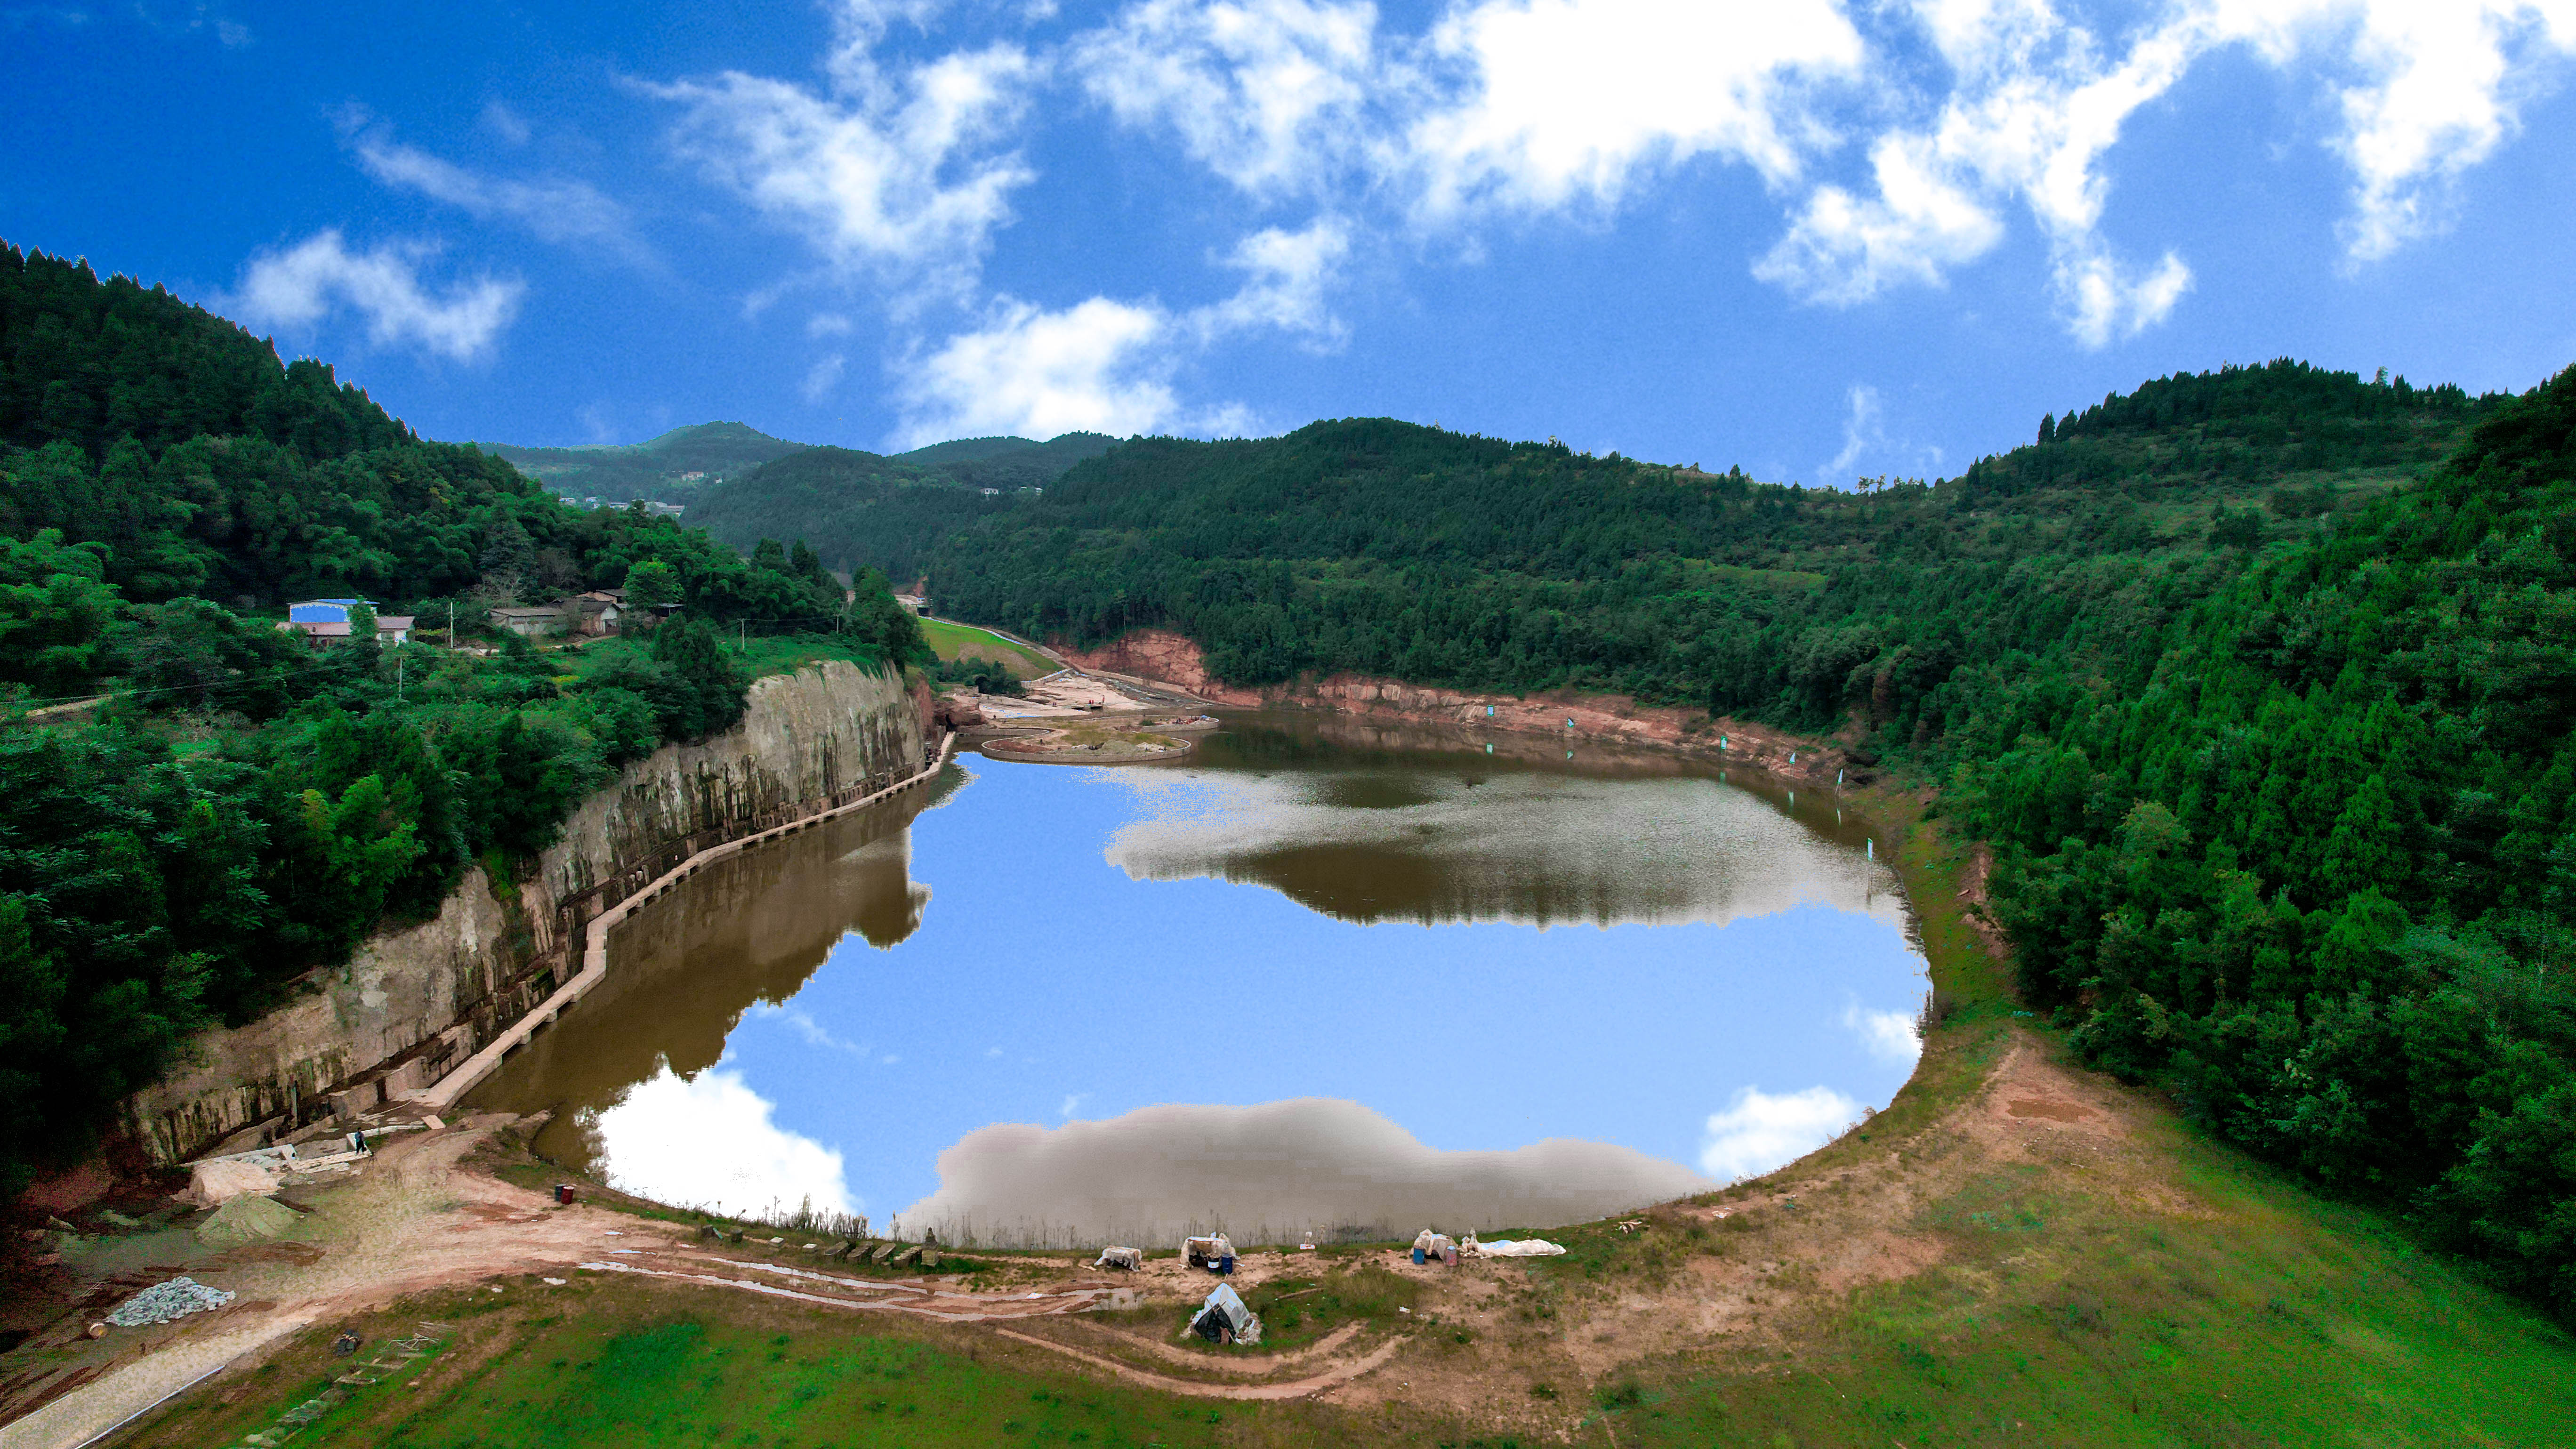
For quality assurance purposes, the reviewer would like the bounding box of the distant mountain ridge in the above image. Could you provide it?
[477,421,809,505]
[686,431,1116,580]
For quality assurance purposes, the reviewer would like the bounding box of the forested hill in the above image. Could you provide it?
[689,431,1115,582]
[480,421,807,506]
[929,359,2496,700]
[0,242,926,1196]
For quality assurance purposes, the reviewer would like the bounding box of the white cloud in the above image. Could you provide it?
[2309,0,2576,260]
[1699,1084,1861,1180]
[231,230,522,362]
[1403,0,1865,216]
[653,0,1036,303]
[1826,383,1882,478]
[1195,217,1350,341]
[1757,0,2576,340]
[586,1061,856,1219]
[346,120,647,264]
[894,225,1334,445]
[749,1001,868,1054]
[1072,0,1379,197]
[1059,1092,1087,1117]
[1758,0,2207,344]
[803,352,849,402]
[480,99,532,145]
[1843,1000,1923,1065]
[897,294,1179,445]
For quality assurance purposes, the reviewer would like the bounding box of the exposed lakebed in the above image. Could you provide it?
[468,713,1928,1246]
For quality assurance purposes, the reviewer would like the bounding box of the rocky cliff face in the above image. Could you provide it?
[125,660,930,1164]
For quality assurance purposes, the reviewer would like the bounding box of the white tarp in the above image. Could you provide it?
[1475,1238,1567,1257]
[1094,1246,1142,1270]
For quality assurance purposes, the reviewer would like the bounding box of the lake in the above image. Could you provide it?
[467,712,1929,1248]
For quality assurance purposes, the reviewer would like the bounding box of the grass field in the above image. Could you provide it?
[917,616,1058,678]
[128,1276,1393,1449]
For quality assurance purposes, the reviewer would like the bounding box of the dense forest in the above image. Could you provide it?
[872,359,2574,1316]
[0,243,927,1194]
[687,432,1113,583]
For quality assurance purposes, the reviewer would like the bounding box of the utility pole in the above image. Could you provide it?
[739,620,747,655]
[396,652,404,701]
[448,599,455,652]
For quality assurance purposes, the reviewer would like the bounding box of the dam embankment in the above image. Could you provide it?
[121,660,937,1165]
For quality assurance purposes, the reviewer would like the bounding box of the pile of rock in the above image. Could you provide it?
[106,1276,235,1327]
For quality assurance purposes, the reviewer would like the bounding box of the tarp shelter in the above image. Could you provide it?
[1183,1234,1235,1271]
[1189,1282,1262,1344]
[1094,1246,1142,1271]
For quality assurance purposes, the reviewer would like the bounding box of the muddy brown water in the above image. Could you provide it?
[468,711,1926,1248]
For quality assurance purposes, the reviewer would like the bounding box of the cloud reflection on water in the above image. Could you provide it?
[899,1096,1712,1248]
[1102,766,1906,930]
[583,1058,859,1220]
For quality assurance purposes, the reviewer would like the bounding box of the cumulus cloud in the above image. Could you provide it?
[1699,1084,1861,1181]
[2311,0,2576,260]
[1072,0,1378,197]
[896,294,1179,445]
[585,1061,857,1219]
[1844,1000,1923,1065]
[652,0,1035,304]
[1194,217,1351,341]
[895,220,1346,444]
[902,1096,1710,1247]
[230,230,522,361]
[1403,0,1864,216]
[346,117,647,265]
[683,0,2576,416]
[1757,0,2573,340]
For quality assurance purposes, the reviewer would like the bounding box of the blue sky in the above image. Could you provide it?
[6,0,2574,483]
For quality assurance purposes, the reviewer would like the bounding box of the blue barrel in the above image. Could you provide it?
[1412,1248,1426,1264]
[1217,1254,1234,1275]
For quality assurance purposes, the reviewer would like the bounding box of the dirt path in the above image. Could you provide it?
[3,1118,1425,1445]
[2,1121,647,1449]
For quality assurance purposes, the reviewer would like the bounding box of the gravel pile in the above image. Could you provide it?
[106,1276,235,1327]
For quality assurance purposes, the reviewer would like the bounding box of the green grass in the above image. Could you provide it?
[1575,786,2576,1448]
[917,616,1056,677]
[131,1278,1391,1449]
[1608,1144,2576,1447]
[548,631,897,685]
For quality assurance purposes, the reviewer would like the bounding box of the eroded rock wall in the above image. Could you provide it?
[124,660,929,1164]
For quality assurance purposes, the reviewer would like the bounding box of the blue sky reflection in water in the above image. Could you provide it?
[480,718,1926,1245]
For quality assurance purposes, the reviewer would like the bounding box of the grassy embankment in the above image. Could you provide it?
[1569,789,2576,1446]
[113,777,2576,1449]
[917,615,1057,678]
